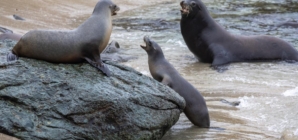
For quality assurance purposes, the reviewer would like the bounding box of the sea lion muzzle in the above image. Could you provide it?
[180,1,190,15]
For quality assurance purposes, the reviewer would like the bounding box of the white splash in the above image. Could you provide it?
[140,70,150,76]
[282,87,298,97]
[295,128,298,136]
[237,96,255,108]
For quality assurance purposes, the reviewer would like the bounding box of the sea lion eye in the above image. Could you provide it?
[148,41,152,47]
[191,1,196,7]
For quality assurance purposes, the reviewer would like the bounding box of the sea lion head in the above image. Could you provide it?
[93,0,120,16]
[180,0,206,18]
[140,36,164,56]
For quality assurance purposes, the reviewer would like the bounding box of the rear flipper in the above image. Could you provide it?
[7,52,18,62]
[84,57,111,77]
[209,44,231,73]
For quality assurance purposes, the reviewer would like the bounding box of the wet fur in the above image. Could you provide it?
[180,0,298,67]
[141,36,210,128]
[8,0,119,76]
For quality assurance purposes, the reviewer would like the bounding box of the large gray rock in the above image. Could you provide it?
[0,40,185,140]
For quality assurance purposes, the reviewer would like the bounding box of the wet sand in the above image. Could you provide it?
[0,0,174,34]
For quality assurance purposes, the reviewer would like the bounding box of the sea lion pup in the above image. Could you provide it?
[140,36,210,128]
[7,0,120,76]
[180,0,298,68]
[0,26,22,41]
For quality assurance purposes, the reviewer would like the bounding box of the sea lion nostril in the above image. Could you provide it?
[180,1,185,7]
[143,36,149,43]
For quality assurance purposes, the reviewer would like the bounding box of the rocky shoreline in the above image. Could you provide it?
[0,40,185,140]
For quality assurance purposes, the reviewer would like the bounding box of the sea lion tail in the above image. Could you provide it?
[84,57,111,77]
[7,52,18,62]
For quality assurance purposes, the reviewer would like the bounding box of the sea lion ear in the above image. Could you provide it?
[109,5,113,8]
[152,45,156,50]
[198,5,201,10]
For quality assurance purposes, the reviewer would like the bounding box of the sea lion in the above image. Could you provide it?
[269,21,298,31]
[220,99,240,107]
[7,0,120,76]
[102,40,120,54]
[13,14,25,20]
[180,0,298,68]
[0,33,22,41]
[278,22,298,28]
[101,41,137,62]
[0,26,22,41]
[140,36,210,128]
[0,26,13,34]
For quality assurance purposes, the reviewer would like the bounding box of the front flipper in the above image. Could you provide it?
[7,52,18,62]
[161,75,172,88]
[211,64,229,73]
[84,57,111,77]
[210,56,230,73]
[209,44,231,73]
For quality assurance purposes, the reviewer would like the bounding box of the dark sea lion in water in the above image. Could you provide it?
[13,14,25,21]
[102,40,120,54]
[220,99,240,107]
[0,26,22,41]
[180,0,298,68]
[269,21,298,31]
[7,0,120,76]
[101,41,137,62]
[0,27,13,34]
[140,36,210,128]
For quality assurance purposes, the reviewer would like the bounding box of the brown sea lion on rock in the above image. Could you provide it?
[180,0,298,68]
[140,36,210,128]
[7,0,120,76]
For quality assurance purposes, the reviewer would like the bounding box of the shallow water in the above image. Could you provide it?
[1,0,298,139]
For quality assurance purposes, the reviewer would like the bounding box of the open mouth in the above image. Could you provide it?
[140,36,150,49]
[140,44,146,49]
[180,1,190,15]
[113,7,120,15]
